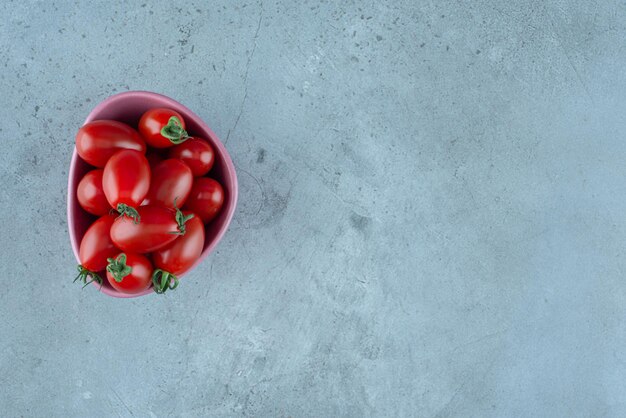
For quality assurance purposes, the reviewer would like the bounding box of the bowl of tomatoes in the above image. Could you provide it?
[67,91,238,298]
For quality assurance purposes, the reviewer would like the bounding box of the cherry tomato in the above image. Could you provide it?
[138,108,190,148]
[77,169,110,216]
[184,178,225,224]
[110,205,193,253]
[168,138,215,177]
[106,252,153,294]
[75,214,119,287]
[153,214,204,276]
[75,120,146,167]
[102,150,150,222]
[143,159,193,208]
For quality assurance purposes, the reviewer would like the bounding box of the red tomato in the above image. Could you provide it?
[138,108,189,148]
[102,150,150,223]
[168,138,215,177]
[75,120,146,167]
[153,214,204,276]
[143,159,193,208]
[77,169,110,216]
[110,205,193,253]
[106,252,153,294]
[184,178,225,224]
[75,214,119,287]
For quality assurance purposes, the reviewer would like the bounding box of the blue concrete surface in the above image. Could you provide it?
[1,0,625,416]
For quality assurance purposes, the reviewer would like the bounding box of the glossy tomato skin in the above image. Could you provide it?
[102,150,150,209]
[76,120,146,167]
[79,214,119,272]
[143,159,193,208]
[184,178,225,224]
[153,214,204,276]
[77,169,110,216]
[139,108,186,148]
[168,138,215,177]
[106,252,153,294]
[110,205,180,253]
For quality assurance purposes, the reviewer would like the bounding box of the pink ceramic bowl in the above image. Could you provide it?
[67,91,238,298]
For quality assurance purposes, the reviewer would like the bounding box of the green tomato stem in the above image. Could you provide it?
[152,269,179,294]
[116,203,141,224]
[106,253,132,283]
[74,265,102,288]
[160,116,190,144]
[168,198,194,235]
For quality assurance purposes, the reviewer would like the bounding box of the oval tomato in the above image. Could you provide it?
[143,159,193,208]
[75,214,119,287]
[110,205,193,253]
[153,214,204,277]
[106,252,153,294]
[184,178,225,224]
[76,120,146,167]
[102,150,150,222]
[138,108,189,148]
[168,138,215,177]
[77,169,110,216]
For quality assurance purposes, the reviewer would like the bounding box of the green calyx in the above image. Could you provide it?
[175,207,194,235]
[169,198,194,235]
[152,269,179,294]
[116,203,140,224]
[74,265,102,288]
[160,116,190,144]
[106,253,132,283]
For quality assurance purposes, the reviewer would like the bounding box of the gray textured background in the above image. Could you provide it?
[1,0,625,417]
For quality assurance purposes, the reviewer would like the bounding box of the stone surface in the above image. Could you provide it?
[1,0,625,417]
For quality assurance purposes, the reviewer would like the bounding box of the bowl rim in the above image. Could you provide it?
[67,90,238,298]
